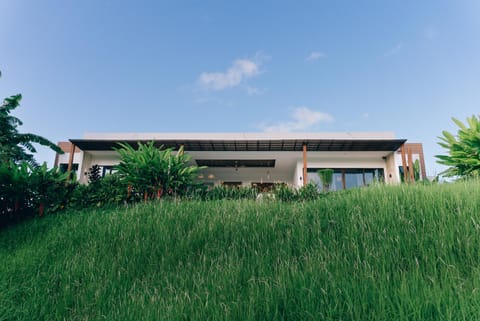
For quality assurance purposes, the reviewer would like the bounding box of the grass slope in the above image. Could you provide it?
[1,182,480,320]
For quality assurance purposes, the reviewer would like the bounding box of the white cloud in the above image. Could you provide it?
[198,59,260,91]
[305,51,326,61]
[260,107,333,132]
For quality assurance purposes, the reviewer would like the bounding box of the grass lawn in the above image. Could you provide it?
[1,181,480,320]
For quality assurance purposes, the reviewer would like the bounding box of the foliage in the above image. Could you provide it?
[29,163,73,215]
[400,159,422,183]
[273,184,298,201]
[115,142,204,199]
[201,185,257,200]
[0,74,62,165]
[297,182,320,200]
[87,164,102,184]
[0,161,72,226]
[3,181,480,320]
[317,168,334,192]
[436,115,480,178]
[413,159,421,181]
[0,161,30,220]
[69,173,133,208]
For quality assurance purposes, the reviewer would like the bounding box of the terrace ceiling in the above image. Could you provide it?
[70,138,407,152]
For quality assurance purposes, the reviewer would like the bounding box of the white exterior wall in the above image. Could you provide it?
[79,152,92,184]
[305,153,386,169]
[68,149,403,187]
[294,162,303,187]
[56,150,84,180]
[56,150,84,167]
[385,152,399,184]
[63,131,410,187]
[78,151,119,184]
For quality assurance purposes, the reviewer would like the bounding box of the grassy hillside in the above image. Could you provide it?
[1,181,480,320]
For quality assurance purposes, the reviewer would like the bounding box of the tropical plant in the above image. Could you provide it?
[115,142,204,199]
[436,115,480,178]
[0,161,30,219]
[87,164,102,184]
[1,161,72,225]
[413,159,421,181]
[317,169,334,192]
[29,163,72,216]
[69,173,132,209]
[0,72,63,165]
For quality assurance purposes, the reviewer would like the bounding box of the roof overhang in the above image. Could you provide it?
[70,138,407,152]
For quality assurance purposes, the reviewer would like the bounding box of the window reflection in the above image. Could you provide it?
[345,169,363,189]
[307,168,385,191]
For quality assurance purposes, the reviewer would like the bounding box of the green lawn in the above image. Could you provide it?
[2,181,480,320]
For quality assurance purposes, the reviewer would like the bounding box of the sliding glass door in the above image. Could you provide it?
[307,168,385,191]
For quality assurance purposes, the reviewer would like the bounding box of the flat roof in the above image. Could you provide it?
[82,132,397,140]
[70,132,406,152]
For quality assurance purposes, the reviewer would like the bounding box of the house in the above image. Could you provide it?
[55,132,426,190]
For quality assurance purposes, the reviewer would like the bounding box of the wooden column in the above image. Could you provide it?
[407,147,415,183]
[66,143,76,182]
[302,143,308,186]
[54,152,60,167]
[400,144,408,183]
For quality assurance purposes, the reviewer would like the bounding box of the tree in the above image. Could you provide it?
[317,169,334,192]
[0,73,62,165]
[436,115,480,178]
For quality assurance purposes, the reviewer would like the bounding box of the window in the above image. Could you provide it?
[102,166,117,177]
[345,169,364,189]
[59,163,79,173]
[307,168,385,191]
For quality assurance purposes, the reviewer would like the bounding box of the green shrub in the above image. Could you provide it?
[274,184,298,201]
[1,161,72,226]
[115,142,204,199]
[29,163,72,216]
[69,173,134,209]
[297,182,319,201]
[0,161,31,220]
[317,168,334,192]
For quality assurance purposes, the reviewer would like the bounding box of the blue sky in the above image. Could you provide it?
[1,0,480,175]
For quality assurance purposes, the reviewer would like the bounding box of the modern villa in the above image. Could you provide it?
[55,132,426,191]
